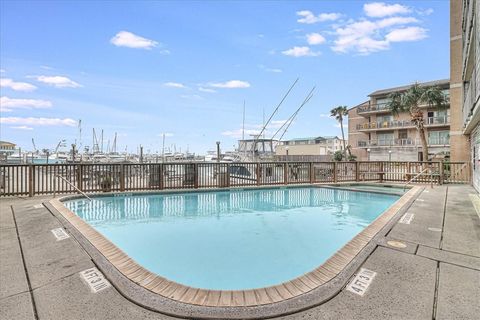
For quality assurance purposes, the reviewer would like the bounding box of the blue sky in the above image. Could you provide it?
[0,1,449,154]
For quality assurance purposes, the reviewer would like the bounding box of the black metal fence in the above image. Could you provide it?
[0,161,471,197]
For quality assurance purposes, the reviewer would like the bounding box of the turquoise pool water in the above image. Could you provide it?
[65,187,399,290]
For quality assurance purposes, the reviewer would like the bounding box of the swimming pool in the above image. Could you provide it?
[64,186,399,291]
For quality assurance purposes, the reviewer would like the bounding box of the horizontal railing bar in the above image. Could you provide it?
[0,161,470,197]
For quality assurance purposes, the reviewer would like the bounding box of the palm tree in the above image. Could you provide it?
[330,106,349,160]
[386,83,448,162]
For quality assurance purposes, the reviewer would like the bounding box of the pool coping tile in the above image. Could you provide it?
[46,184,422,318]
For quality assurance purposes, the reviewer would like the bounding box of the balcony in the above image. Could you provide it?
[357,103,391,115]
[356,120,413,131]
[357,138,418,148]
[356,116,450,131]
[425,116,450,126]
[357,137,450,148]
[357,100,450,116]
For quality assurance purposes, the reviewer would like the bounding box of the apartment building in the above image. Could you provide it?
[451,0,480,189]
[348,79,450,161]
[276,136,346,156]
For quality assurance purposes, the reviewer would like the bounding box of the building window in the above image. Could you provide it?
[378,132,394,146]
[428,130,450,145]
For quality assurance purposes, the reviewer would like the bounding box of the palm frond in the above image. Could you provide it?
[386,92,403,115]
[421,86,447,109]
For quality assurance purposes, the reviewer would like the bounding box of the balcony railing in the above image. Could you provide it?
[356,120,413,130]
[357,103,390,114]
[356,116,449,131]
[358,138,418,147]
[358,137,449,148]
[426,116,450,125]
[358,98,450,116]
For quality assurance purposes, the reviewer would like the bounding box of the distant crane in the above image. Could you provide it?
[31,138,38,154]
[54,139,66,155]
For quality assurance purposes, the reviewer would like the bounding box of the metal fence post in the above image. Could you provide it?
[120,164,125,191]
[159,164,164,190]
[407,162,411,182]
[28,165,34,197]
[379,161,384,182]
[309,162,314,184]
[76,164,83,191]
[284,162,288,185]
[226,163,231,188]
[333,162,338,183]
[439,161,444,185]
[256,163,261,186]
[194,163,199,189]
[355,162,360,182]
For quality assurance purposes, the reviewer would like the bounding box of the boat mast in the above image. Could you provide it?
[162,133,166,162]
[271,86,316,140]
[251,78,299,160]
[242,100,246,159]
[278,87,315,141]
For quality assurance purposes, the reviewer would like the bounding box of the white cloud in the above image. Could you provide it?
[0,117,77,127]
[331,16,422,54]
[296,10,341,24]
[376,16,419,28]
[10,125,33,130]
[40,65,53,70]
[0,69,5,73]
[258,65,282,73]
[282,46,320,57]
[180,94,203,100]
[33,75,82,88]
[418,8,434,16]
[266,68,282,73]
[208,80,251,89]
[364,2,410,17]
[198,87,216,93]
[163,82,186,88]
[385,26,428,42]
[319,113,330,117]
[306,33,326,45]
[110,31,158,49]
[0,96,52,112]
[156,132,174,137]
[0,78,37,91]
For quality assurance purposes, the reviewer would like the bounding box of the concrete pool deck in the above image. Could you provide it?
[1,185,479,319]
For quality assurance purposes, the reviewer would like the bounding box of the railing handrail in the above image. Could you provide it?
[0,161,470,197]
[54,174,92,201]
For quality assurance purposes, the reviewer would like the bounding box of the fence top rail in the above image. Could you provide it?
[0,160,467,167]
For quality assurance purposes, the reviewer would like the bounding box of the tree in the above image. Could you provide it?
[330,106,349,160]
[386,83,448,162]
[333,150,343,161]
